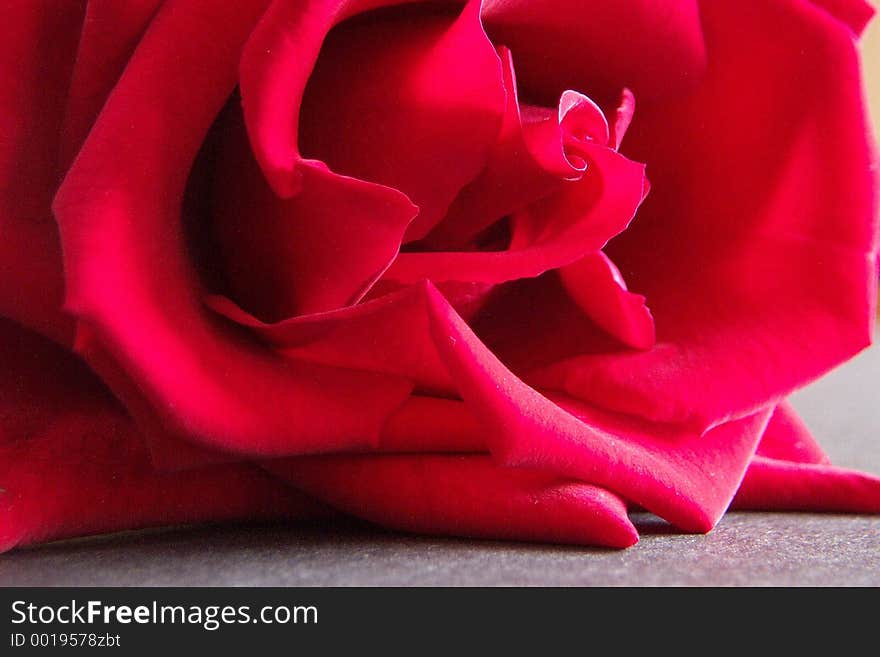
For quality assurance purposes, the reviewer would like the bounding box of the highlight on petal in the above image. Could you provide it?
[557,90,611,148]
[609,88,636,150]
[52,0,414,458]
[0,319,323,553]
[263,455,639,548]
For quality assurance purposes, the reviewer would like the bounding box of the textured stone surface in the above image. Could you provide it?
[1,338,877,587]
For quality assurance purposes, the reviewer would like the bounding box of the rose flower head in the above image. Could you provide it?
[1,0,878,551]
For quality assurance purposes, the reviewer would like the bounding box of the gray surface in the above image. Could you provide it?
[1,336,878,587]
[0,513,877,587]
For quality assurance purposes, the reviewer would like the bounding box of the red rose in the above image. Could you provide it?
[1,0,878,551]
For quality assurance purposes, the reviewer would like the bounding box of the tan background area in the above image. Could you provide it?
[864,14,880,144]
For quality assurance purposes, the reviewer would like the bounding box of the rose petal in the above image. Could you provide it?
[808,0,875,34]
[421,47,583,251]
[558,251,655,350]
[0,319,323,553]
[58,0,162,171]
[733,401,880,513]
[733,457,880,513]
[141,392,486,471]
[218,0,508,317]
[238,0,422,198]
[0,1,84,344]
[213,280,770,531]
[297,0,506,241]
[471,274,629,381]
[609,88,636,150]
[535,0,878,430]
[378,396,485,453]
[383,142,647,286]
[263,455,638,548]
[480,0,707,104]
[206,285,455,395]
[424,282,772,532]
[240,0,505,243]
[377,395,876,523]
[754,401,831,465]
[211,101,417,319]
[53,0,414,457]
[71,322,248,472]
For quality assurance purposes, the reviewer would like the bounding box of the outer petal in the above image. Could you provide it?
[377,395,879,529]
[212,283,770,531]
[537,0,878,430]
[0,320,323,553]
[217,282,769,531]
[58,0,163,171]
[0,1,84,344]
[52,0,414,457]
[733,401,880,513]
[425,283,772,532]
[70,323,253,472]
[733,458,880,513]
[141,392,487,471]
[263,455,638,548]
[754,401,831,465]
